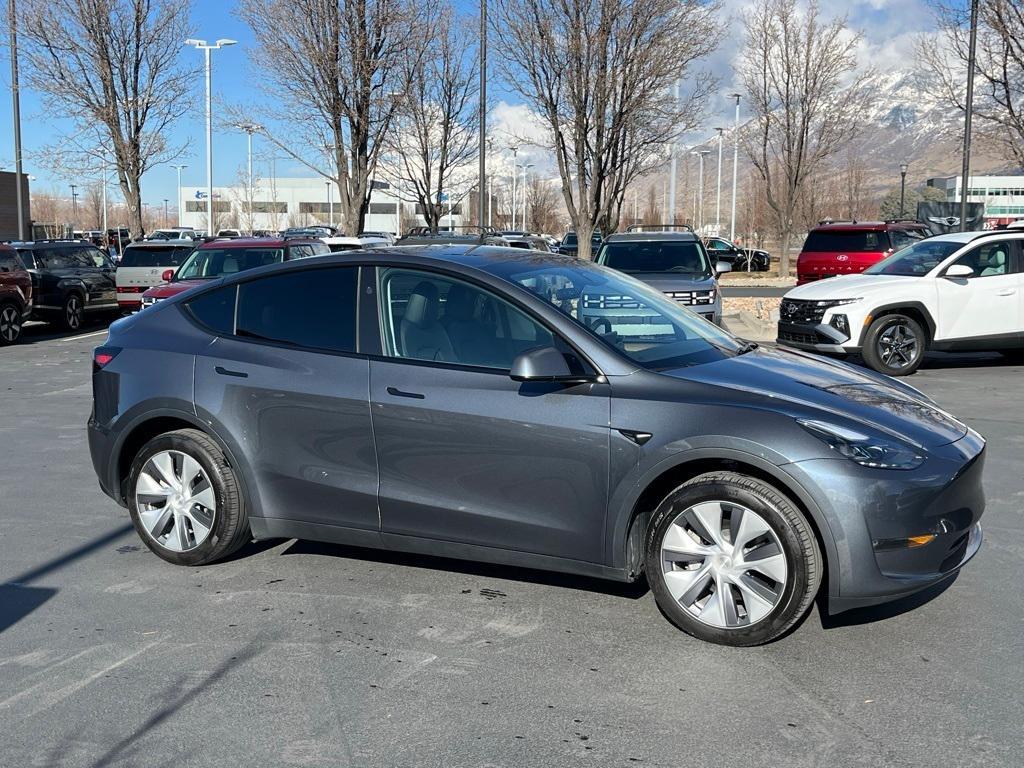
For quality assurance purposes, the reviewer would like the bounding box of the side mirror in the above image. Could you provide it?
[161,269,175,282]
[945,264,973,279]
[510,346,592,384]
[715,260,732,277]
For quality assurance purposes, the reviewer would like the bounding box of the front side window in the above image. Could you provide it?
[598,240,712,276]
[236,267,359,353]
[478,258,745,371]
[889,229,925,252]
[176,247,285,280]
[949,241,1012,278]
[864,240,963,277]
[378,267,557,370]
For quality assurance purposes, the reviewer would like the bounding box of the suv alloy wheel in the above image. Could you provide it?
[0,303,22,345]
[862,313,925,376]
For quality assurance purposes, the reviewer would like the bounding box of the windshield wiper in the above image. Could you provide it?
[737,341,759,354]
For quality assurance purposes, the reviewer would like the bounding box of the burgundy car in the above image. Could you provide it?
[796,220,930,285]
[0,243,33,345]
[140,237,330,308]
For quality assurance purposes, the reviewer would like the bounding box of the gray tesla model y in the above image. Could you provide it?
[87,245,984,645]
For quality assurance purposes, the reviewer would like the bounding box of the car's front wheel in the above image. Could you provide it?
[645,471,821,646]
[0,303,23,345]
[861,313,925,376]
[127,428,250,566]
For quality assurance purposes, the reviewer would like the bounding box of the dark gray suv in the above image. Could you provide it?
[87,246,985,646]
[595,229,729,325]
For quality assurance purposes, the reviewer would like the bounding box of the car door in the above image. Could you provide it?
[191,264,379,530]
[368,266,611,564]
[934,239,1021,342]
[81,247,118,308]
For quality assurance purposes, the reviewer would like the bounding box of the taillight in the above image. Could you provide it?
[93,346,121,371]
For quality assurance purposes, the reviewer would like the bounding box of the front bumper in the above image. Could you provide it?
[777,321,858,354]
[784,429,986,613]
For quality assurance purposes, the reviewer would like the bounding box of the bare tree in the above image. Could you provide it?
[492,0,721,260]
[919,0,1024,166]
[525,175,564,235]
[83,182,105,228]
[19,0,195,238]
[237,0,425,236]
[739,0,871,274]
[381,10,478,234]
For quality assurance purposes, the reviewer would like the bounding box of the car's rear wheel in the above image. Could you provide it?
[127,428,250,566]
[0,303,23,345]
[645,471,821,646]
[861,313,925,376]
[59,293,84,331]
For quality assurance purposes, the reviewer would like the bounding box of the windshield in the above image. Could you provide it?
[175,247,285,280]
[478,257,745,370]
[598,240,711,275]
[120,245,193,267]
[863,240,963,276]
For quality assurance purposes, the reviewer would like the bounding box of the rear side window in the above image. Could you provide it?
[34,249,78,269]
[120,246,193,267]
[185,286,236,334]
[236,267,359,353]
[16,250,34,269]
[803,230,890,252]
[0,249,18,271]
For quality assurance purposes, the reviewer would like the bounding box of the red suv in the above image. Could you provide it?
[796,220,930,285]
[0,243,33,345]
[140,237,330,308]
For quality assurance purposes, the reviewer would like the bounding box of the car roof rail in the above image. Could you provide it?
[625,223,694,232]
[817,219,859,225]
[885,218,925,225]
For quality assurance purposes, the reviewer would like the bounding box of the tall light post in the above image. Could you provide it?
[171,164,188,227]
[692,149,711,232]
[70,184,79,230]
[185,38,237,235]
[478,0,487,228]
[326,181,333,228]
[714,127,725,234]
[521,163,534,231]
[163,199,169,227]
[728,93,741,241]
[9,0,25,240]
[668,79,680,226]
[959,0,979,232]
[236,123,262,233]
[899,162,909,218]
[509,145,518,229]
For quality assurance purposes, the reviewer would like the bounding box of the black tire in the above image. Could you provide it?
[127,428,251,566]
[0,302,23,345]
[645,471,821,646]
[58,293,85,332]
[861,313,925,376]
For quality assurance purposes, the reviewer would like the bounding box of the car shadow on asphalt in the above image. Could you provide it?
[17,317,117,345]
[817,573,957,629]
[280,538,652,600]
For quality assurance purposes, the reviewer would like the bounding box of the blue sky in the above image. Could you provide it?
[0,0,942,208]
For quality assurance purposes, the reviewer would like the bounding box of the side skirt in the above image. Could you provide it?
[250,517,630,583]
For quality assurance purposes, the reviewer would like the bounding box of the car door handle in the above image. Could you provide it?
[997,289,1016,296]
[386,386,425,400]
[215,366,249,378]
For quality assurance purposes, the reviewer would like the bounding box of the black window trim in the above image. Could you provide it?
[368,262,602,378]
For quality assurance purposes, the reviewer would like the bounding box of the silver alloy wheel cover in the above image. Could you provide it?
[660,500,788,629]
[134,449,217,552]
[878,320,918,369]
[66,296,82,328]
[0,306,19,342]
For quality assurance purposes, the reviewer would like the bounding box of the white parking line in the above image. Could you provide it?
[55,329,109,343]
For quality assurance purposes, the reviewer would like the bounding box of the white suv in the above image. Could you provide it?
[777,230,1023,375]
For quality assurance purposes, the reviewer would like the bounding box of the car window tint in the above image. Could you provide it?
[15,250,33,269]
[120,246,193,267]
[0,250,16,271]
[85,248,110,268]
[378,267,555,370]
[954,242,1011,278]
[35,249,76,269]
[185,285,237,334]
[236,266,358,352]
[803,231,890,252]
[599,241,711,275]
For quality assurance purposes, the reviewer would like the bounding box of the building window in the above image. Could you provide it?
[299,202,341,215]
[368,203,397,215]
[185,200,231,213]
[251,201,288,214]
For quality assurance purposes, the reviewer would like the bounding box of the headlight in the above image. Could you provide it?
[798,419,924,470]
[815,298,861,308]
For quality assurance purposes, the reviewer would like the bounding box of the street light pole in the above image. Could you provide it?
[163,199,169,227]
[8,0,25,240]
[326,181,333,228]
[235,123,262,233]
[478,0,487,228]
[692,150,711,232]
[668,80,680,225]
[70,184,79,230]
[728,93,741,242]
[899,162,909,218]
[959,0,979,233]
[521,163,534,231]
[171,164,188,227]
[509,145,518,229]
[185,38,237,235]
[714,127,724,234]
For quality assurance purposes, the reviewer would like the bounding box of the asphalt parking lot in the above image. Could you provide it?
[2,319,1022,768]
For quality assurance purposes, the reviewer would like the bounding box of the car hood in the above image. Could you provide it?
[664,344,966,448]
[142,279,209,299]
[785,273,910,300]
[628,273,716,291]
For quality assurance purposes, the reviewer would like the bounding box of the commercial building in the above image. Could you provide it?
[177,177,465,235]
[0,171,31,241]
[927,173,1024,226]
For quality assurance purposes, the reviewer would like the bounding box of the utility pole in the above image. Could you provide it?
[478,0,487,228]
[668,80,680,225]
[714,127,725,235]
[9,0,25,240]
[171,164,188,227]
[728,94,741,241]
[959,0,979,232]
[509,145,518,229]
[236,123,262,233]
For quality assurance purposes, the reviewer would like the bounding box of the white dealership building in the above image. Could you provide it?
[177,177,466,235]
[927,174,1024,226]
